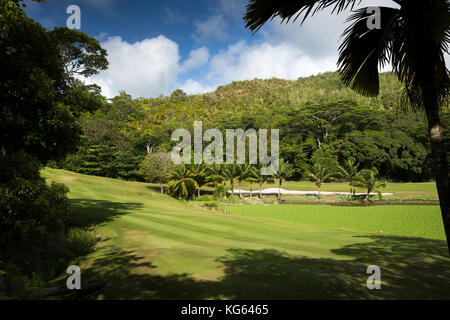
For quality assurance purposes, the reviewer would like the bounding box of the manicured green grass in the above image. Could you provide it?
[42,168,450,300]
[231,205,445,240]
[236,180,438,195]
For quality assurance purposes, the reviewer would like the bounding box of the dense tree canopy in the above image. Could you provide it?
[0,1,109,267]
[52,72,448,184]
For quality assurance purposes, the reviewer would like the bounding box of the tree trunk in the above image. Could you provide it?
[238,181,242,198]
[33,280,106,298]
[197,187,201,198]
[231,179,235,196]
[259,181,262,199]
[349,186,352,201]
[250,181,253,197]
[160,182,164,194]
[425,104,450,254]
[317,183,321,200]
[363,189,371,203]
[277,187,281,202]
[145,143,152,155]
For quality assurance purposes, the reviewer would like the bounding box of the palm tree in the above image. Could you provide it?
[271,158,293,201]
[167,164,197,199]
[246,166,260,197]
[205,164,225,185]
[244,0,450,252]
[188,164,207,198]
[221,164,241,196]
[255,167,275,199]
[236,164,252,198]
[205,164,229,198]
[354,168,386,202]
[305,164,335,199]
[338,158,360,201]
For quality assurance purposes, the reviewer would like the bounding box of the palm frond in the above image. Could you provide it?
[338,6,400,96]
[244,0,362,33]
[391,0,450,110]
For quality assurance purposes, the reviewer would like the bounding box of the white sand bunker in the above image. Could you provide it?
[229,188,393,196]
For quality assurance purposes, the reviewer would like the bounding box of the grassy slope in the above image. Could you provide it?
[42,168,450,299]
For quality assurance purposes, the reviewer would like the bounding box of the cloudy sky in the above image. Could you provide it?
[24,0,447,99]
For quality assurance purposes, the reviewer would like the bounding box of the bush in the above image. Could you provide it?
[224,195,245,204]
[0,177,71,260]
[202,202,218,208]
[214,184,228,198]
[193,195,215,202]
[67,228,97,256]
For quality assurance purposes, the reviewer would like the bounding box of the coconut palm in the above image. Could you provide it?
[337,158,360,201]
[255,167,275,199]
[205,164,225,185]
[271,158,293,201]
[188,164,207,198]
[236,164,252,198]
[245,0,450,252]
[305,164,335,199]
[354,168,386,202]
[273,158,292,187]
[245,166,260,197]
[220,164,242,196]
[167,164,197,199]
[204,164,228,198]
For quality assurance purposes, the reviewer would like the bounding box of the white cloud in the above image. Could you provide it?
[85,36,181,98]
[192,15,229,42]
[95,32,109,41]
[181,47,210,71]
[207,40,337,83]
[219,0,246,20]
[264,12,345,58]
[86,0,442,99]
[179,79,216,94]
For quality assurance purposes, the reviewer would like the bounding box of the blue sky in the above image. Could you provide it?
[23,0,437,99]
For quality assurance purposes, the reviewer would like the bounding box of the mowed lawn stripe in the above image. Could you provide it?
[42,168,450,299]
[231,204,445,240]
[118,213,340,257]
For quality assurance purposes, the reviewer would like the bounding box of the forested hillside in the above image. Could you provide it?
[52,72,450,182]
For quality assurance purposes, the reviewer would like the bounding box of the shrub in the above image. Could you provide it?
[0,177,71,260]
[214,184,228,198]
[67,228,97,256]
[202,202,218,208]
[194,195,215,202]
[224,195,245,204]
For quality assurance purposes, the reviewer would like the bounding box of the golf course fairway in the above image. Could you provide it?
[42,168,450,300]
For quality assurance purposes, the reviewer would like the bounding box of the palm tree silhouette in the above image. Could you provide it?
[244,0,450,252]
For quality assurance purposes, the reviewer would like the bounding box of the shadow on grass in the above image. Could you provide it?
[80,235,450,300]
[69,199,143,228]
[144,185,163,193]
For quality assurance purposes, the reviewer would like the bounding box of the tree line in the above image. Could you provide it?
[140,153,387,204]
[52,73,449,184]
